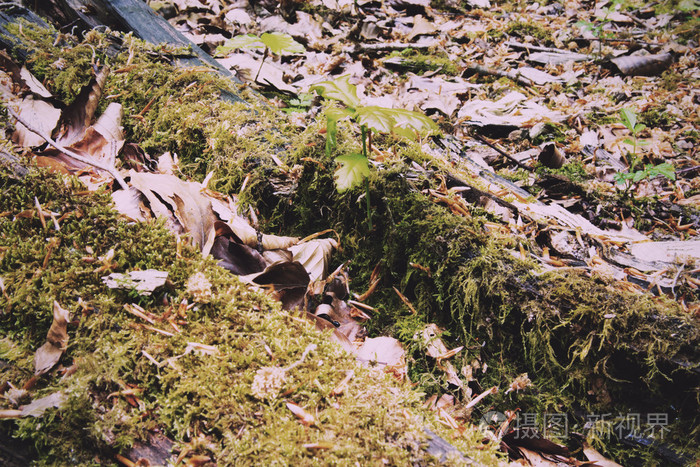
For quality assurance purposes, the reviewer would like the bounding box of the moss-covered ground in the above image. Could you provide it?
[2,165,505,465]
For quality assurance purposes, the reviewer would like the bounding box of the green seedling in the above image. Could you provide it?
[619,107,648,157]
[282,92,313,114]
[613,108,675,194]
[215,32,304,82]
[576,0,624,59]
[311,76,438,230]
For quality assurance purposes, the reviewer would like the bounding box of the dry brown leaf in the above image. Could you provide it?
[286,401,315,426]
[112,188,149,222]
[261,233,299,251]
[19,66,52,98]
[356,336,405,368]
[128,172,217,254]
[34,301,70,375]
[102,270,169,296]
[54,66,110,146]
[518,447,564,466]
[420,324,463,388]
[505,373,532,394]
[228,215,258,247]
[12,97,61,148]
[20,391,66,417]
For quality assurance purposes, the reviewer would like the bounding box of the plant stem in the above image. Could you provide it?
[365,178,372,231]
[361,125,367,159]
[254,48,269,83]
[361,125,372,230]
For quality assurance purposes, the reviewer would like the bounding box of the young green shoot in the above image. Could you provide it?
[311,76,438,230]
[613,108,675,195]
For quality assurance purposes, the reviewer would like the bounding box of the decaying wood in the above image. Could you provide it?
[22,0,245,100]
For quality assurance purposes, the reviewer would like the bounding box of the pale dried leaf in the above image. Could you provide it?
[289,238,338,281]
[129,172,217,252]
[12,97,61,147]
[286,401,315,426]
[112,188,149,222]
[20,392,66,417]
[54,66,110,146]
[228,215,258,247]
[261,233,299,251]
[356,336,405,367]
[102,270,168,296]
[583,442,623,466]
[20,66,52,98]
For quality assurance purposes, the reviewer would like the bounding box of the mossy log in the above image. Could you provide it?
[20,0,235,79]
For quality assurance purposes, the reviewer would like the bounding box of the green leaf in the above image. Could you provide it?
[632,170,646,182]
[311,76,362,109]
[622,137,635,146]
[218,34,264,53]
[355,106,395,134]
[334,153,370,191]
[633,123,646,133]
[619,108,637,132]
[260,32,305,55]
[389,108,438,136]
[575,20,594,31]
[655,163,676,180]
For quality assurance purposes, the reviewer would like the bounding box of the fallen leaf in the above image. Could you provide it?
[583,442,623,466]
[34,301,70,375]
[102,270,169,296]
[286,401,315,426]
[356,336,405,367]
[128,172,217,254]
[21,391,66,417]
[54,66,110,146]
[289,238,338,281]
[12,97,61,148]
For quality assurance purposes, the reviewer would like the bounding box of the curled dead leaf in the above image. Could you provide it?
[34,301,70,375]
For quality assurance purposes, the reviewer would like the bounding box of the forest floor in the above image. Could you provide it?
[0,0,698,465]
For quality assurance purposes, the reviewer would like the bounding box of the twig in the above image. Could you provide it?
[6,106,129,190]
[472,132,533,171]
[505,40,591,57]
[344,42,433,54]
[464,386,498,409]
[671,265,684,300]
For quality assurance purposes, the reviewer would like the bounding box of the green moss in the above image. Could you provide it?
[585,110,618,126]
[249,125,700,463]
[535,160,590,183]
[639,106,676,130]
[385,48,460,76]
[7,21,291,192]
[0,161,503,465]
[506,21,553,43]
[4,18,699,466]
